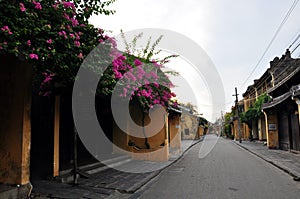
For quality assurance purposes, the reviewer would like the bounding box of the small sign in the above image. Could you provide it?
[269,124,276,130]
[175,125,180,129]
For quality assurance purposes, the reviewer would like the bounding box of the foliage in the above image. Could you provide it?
[0,0,116,95]
[72,0,116,20]
[240,93,271,124]
[179,102,198,114]
[199,117,208,127]
[0,1,177,111]
[223,112,234,138]
[97,33,178,111]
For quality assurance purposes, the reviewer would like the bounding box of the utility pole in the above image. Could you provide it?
[233,87,242,143]
[220,111,224,137]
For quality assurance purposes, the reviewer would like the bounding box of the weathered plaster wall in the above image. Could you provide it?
[0,56,32,185]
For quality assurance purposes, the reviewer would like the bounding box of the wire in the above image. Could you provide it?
[243,27,300,97]
[243,60,284,97]
[288,29,300,49]
[242,30,300,98]
[242,54,300,104]
[291,40,300,54]
[241,0,299,89]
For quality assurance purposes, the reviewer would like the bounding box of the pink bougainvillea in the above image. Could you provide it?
[29,53,39,60]
[106,50,177,110]
[46,39,52,44]
[19,3,26,12]
[33,1,42,10]
[39,71,55,96]
[0,0,117,97]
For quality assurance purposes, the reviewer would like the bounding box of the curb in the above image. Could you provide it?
[233,141,300,181]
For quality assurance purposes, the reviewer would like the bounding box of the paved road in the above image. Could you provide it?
[132,135,300,199]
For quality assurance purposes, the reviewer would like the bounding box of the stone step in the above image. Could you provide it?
[57,155,131,183]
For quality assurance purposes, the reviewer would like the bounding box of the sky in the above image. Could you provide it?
[90,0,300,121]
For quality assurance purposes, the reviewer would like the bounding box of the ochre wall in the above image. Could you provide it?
[243,123,250,139]
[264,110,279,149]
[233,120,238,140]
[128,105,167,149]
[169,114,181,153]
[198,126,204,137]
[181,113,198,139]
[113,104,169,161]
[0,56,32,185]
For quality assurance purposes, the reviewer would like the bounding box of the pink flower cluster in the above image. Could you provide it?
[46,39,52,44]
[112,53,130,79]
[33,1,42,10]
[134,85,176,108]
[1,26,12,35]
[63,2,75,10]
[111,53,176,108]
[134,59,142,66]
[58,29,81,48]
[39,71,55,97]
[19,3,26,12]
[58,30,67,39]
[63,13,78,26]
[77,52,83,59]
[29,53,39,60]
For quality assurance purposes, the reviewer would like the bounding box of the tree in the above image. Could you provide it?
[240,93,271,125]
[224,112,234,139]
[97,32,178,111]
[97,33,179,149]
[0,0,116,95]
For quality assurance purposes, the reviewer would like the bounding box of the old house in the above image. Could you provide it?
[261,50,300,151]
[242,49,300,151]
[179,106,199,140]
[242,69,273,141]
[231,100,249,140]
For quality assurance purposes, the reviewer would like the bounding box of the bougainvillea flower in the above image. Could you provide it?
[29,53,38,60]
[134,58,143,66]
[19,3,26,12]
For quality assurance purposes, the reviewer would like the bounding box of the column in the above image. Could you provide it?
[263,109,279,149]
[295,99,300,124]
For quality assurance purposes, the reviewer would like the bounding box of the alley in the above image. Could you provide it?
[132,135,300,199]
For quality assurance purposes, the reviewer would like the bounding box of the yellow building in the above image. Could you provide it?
[113,104,182,161]
[243,50,300,151]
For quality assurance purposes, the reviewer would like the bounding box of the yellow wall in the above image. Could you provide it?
[113,104,169,161]
[295,100,300,125]
[243,123,250,139]
[263,110,279,149]
[169,114,181,154]
[198,126,204,137]
[181,113,198,139]
[233,120,239,140]
[0,56,32,185]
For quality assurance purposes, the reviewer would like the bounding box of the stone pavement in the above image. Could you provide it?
[234,140,300,181]
[29,138,202,199]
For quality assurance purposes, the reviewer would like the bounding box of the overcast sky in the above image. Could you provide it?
[90,0,300,121]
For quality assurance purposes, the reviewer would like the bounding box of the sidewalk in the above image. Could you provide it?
[234,140,300,180]
[29,138,203,199]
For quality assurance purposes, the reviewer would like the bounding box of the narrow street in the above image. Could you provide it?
[130,135,300,199]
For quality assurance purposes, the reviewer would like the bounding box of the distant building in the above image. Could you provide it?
[178,105,199,140]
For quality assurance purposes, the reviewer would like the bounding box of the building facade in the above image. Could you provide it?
[242,50,300,151]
